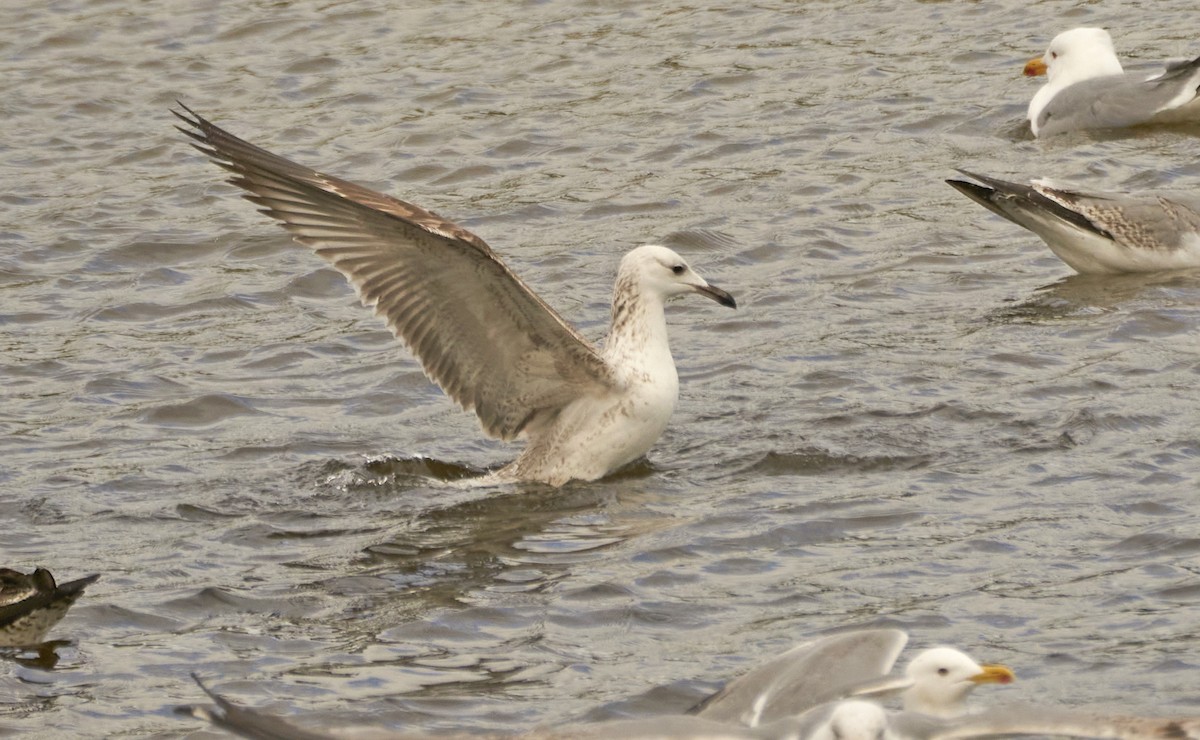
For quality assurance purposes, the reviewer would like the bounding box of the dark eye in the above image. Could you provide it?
[672,264,685,275]
[937,668,949,676]
[1050,51,1058,59]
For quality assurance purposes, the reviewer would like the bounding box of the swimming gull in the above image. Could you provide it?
[1024,27,1200,137]
[182,642,1200,740]
[946,170,1200,274]
[0,567,100,646]
[173,104,736,487]
[694,629,1013,727]
[184,678,1200,740]
[774,700,1200,740]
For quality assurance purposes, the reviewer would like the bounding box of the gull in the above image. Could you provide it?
[694,629,1013,727]
[1024,27,1200,138]
[173,104,736,487]
[777,700,1200,740]
[182,674,774,740]
[181,642,1200,740]
[183,677,1200,740]
[0,567,100,646]
[946,170,1200,274]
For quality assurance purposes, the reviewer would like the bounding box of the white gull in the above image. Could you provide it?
[1024,27,1200,138]
[181,632,1200,740]
[946,170,1200,274]
[694,629,1014,727]
[173,104,736,487]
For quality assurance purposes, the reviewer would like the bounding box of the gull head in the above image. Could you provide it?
[901,647,1014,718]
[1025,27,1122,83]
[620,245,736,308]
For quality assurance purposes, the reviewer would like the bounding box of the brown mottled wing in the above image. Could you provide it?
[174,104,616,440]
[1034,182,1200,253]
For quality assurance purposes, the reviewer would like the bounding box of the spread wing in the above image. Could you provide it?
[174,104,616,441]
[692,628,908,727]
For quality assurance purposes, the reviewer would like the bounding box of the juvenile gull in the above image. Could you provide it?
[174,105,735,487]
[946,170,1200,274]
[0,567,100,646]
[1024,27,1200,138]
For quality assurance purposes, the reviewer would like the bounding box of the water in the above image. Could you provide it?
[3,0,1200,736]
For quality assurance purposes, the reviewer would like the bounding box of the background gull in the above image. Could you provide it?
[769,699,1200,740]
[946,170,1200,274]
[174,105,735,487]
[183,658,1200,740]
[1024,27,1200,138]
[694,630,1013,728]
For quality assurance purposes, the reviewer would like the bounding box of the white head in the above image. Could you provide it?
[617,245,736,308]
[901,647,1014,717]
[814,701,894,740]
[1025,27,1123,84]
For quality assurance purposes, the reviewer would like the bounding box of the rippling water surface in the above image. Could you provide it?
[3,1,1200,736]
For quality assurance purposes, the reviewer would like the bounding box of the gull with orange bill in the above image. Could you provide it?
[1024,27,1200,137]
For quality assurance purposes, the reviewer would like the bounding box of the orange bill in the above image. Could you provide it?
[1024,57,1048,76]
[971,663,1016,684]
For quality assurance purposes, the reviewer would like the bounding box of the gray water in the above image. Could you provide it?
[3,1,1200,737]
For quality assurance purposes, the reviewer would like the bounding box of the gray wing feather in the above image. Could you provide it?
[174,104,616,441]
[1033,185,1200,253]
[693,628,908,726]
[1037,57,1200,137]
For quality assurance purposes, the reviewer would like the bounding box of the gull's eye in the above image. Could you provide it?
[937,668,949,676]
[1050,51,1058,59]
[672,264,685,275]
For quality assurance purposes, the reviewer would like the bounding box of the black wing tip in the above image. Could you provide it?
[944,176,997,204]
[950,169,1023,191]
[57,573,101,594]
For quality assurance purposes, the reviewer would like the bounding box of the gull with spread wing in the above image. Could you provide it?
[174,105,735,487]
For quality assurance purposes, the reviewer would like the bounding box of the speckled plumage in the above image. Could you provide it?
[0,568,99,646]
[947,171,1200,274]
[175,105,736,487]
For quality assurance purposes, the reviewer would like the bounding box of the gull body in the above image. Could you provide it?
[1024,27,1200,137]
[777,700,1200,740]
[183,637,1200,740]
[946,170,1200,274]
[174,105,735,487]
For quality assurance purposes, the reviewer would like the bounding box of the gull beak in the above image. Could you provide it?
[971,664,1016,685]
[1023,57,1047,77]
[695,283,737,309]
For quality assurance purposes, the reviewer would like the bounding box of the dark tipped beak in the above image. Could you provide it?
[696,283,736,309]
